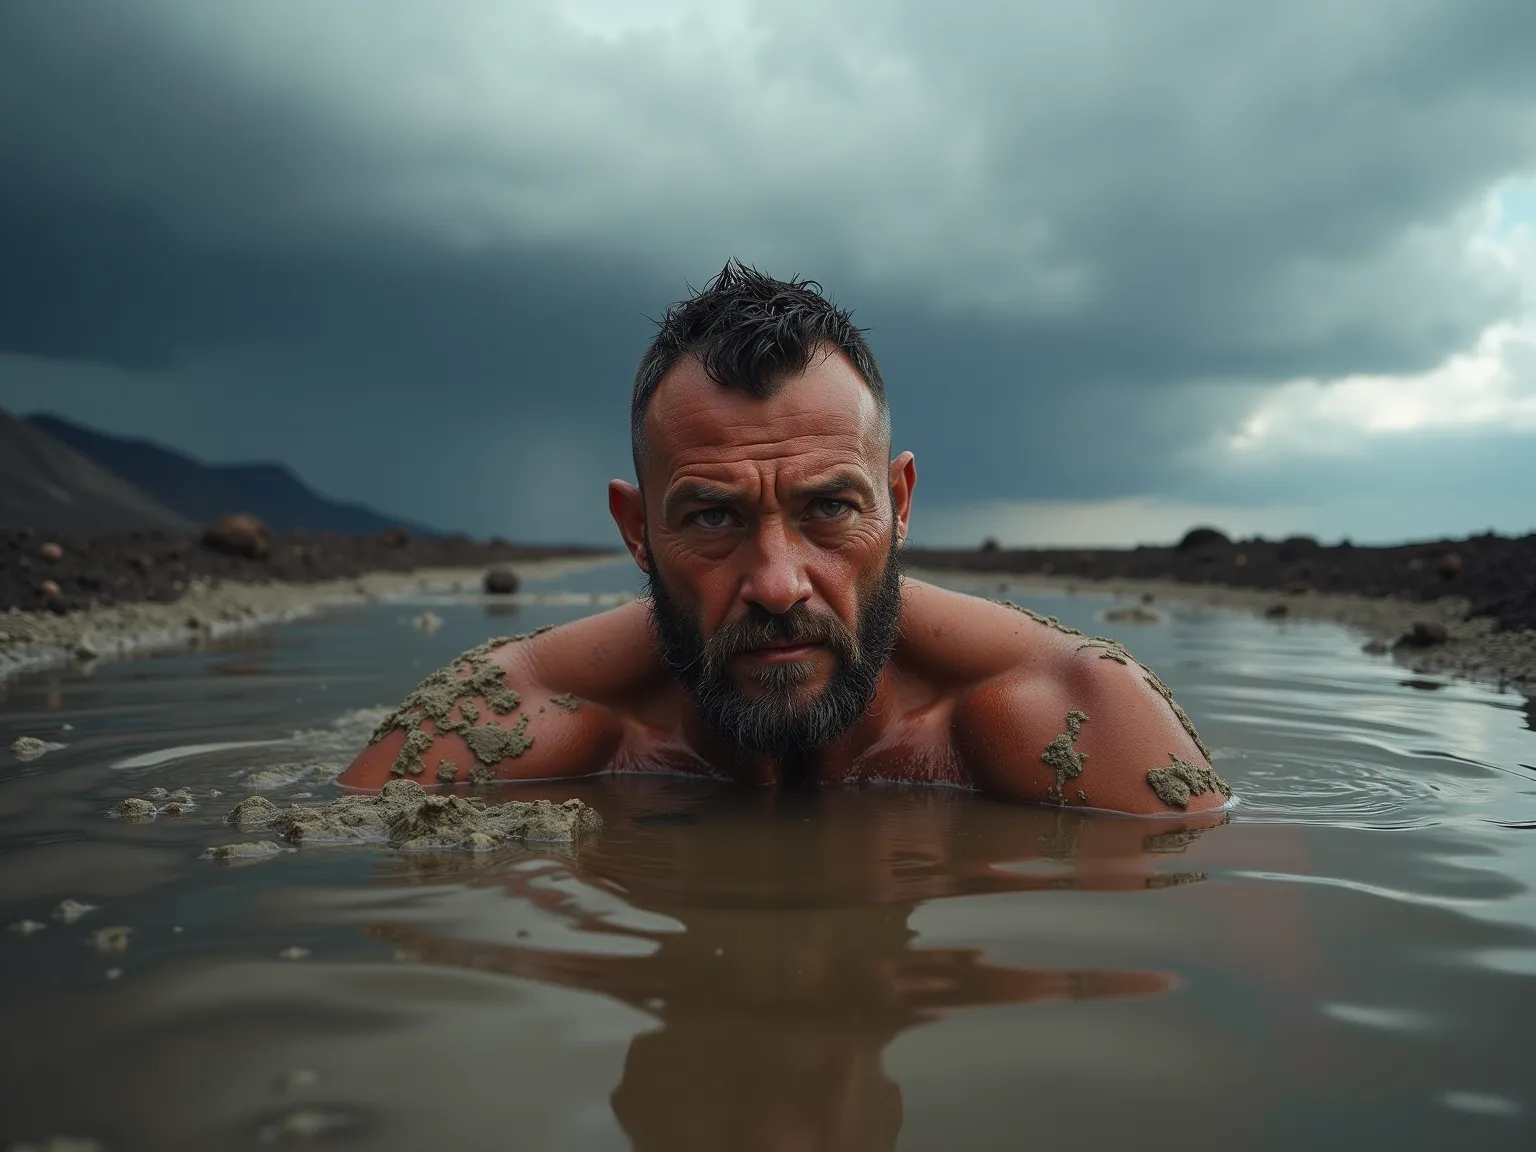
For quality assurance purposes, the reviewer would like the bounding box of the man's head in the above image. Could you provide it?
[610,260,917,761]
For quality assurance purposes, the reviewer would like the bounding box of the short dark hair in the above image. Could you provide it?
[631,259,888,475]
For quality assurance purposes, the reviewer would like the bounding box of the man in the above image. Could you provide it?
[340,261,1229,814]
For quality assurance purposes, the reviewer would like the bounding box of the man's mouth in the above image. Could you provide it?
[739,641,823,663]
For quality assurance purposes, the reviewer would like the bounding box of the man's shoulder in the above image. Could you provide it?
[905,582,1227,814]
[337,600,666,790]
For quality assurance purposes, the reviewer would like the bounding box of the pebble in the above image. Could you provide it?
[201,513,271,560]
[483,567,520,595]
[7,919,46,936]
[39,542,64,562]
[111,798,158,819]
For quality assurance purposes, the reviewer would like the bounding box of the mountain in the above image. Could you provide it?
[27,413,441,535]
[0,409,195,532]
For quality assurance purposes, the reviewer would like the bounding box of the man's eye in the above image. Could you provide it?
[809,498,850,519]
[693,508,734,529]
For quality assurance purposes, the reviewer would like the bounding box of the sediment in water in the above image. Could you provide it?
[226,779,602,850]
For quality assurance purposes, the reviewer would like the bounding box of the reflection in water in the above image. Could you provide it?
[364,784,1220,1150]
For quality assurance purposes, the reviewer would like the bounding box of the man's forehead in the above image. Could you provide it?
[643,348,884,479]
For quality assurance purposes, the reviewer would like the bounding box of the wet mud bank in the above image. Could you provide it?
[0,555,618,683]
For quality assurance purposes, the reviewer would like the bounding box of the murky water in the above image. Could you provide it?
[2,562,1534,1150]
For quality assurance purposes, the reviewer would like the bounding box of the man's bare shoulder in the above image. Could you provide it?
[337,600,667,791]
[904,580,1229,815]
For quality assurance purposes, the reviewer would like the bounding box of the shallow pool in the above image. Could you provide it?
[2,563,1533,1150]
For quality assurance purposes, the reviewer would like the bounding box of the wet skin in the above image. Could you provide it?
[340,348,1222,815]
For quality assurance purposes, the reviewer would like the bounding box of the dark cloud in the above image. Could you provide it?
[1,0,1534,542]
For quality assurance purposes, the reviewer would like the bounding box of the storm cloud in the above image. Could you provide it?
[2,0,1534,543]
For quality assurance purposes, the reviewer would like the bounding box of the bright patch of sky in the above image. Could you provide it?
[1225,179,1536,457]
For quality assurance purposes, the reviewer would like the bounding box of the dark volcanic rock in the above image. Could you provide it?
[380,526,410,548]
[1398,620,1451,648]
[202,514,271,560]
[483,567,520,595]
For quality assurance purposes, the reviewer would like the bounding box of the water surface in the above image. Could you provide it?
[2,564,1534,1150]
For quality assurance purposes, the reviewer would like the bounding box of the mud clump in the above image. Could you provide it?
[112,797,158,820]
[11,735,64,761]
[203,841,288,864]
[1040,710,1090,806]
[1145,754,1232,809]
[88,925,132,953]
[225,779,602,850]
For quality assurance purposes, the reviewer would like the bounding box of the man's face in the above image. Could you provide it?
[630,348,910,759]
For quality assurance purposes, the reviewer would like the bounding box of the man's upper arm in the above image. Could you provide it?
[952,641,1231,815]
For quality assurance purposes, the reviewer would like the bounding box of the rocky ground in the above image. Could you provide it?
[1,525,609,614]
[907,528,1536,690]
[909,530,1536,632]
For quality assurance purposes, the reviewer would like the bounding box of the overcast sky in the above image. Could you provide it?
[2,0,1534,546]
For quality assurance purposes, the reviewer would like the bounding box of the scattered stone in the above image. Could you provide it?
[53,899,97,924]
[201,513,271,560]
[88,925,132,954]
[1437,552,1463,580]
[1362,638,1391,655]
[11,736,64,761]
[380,526,411,548]
[144,787,170,800]
[1263,603,1289,618]
[411,611,442,632]
[278,946,311,960]
[203,841,288,864]
[1283,580,1315,595]
[1145,754,1233,809]
[1398,620,1451,647]
[1277,535,1322,562]
[38,579,62,601]
[111,797,158,820]
[73,635,99,660]
[8,919,46,936]
[483,567,520,595]
[238,779,602,850]
[39,541,64,562]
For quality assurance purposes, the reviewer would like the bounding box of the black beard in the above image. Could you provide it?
[643,532,904,763]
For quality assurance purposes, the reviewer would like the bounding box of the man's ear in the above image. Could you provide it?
[608,480,649,572]
[889,452,916,545]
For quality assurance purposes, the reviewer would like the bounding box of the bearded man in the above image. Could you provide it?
[340,261,1229,814]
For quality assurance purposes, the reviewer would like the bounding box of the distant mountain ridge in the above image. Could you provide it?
[27,413,441,535]
[0,409,195,533]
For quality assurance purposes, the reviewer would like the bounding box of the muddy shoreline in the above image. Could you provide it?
[0,556,620,683]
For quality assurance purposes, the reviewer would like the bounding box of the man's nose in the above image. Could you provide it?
[740,518,812,615]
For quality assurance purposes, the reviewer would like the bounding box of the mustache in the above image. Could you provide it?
[699,604,860,682]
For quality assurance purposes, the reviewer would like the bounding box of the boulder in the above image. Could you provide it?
[483,567,520,595]
[201,513,271,560]
[1176,527,1230,551]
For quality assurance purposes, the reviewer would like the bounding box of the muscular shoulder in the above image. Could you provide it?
[337,601,663,791]
[932,592,1229,815]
